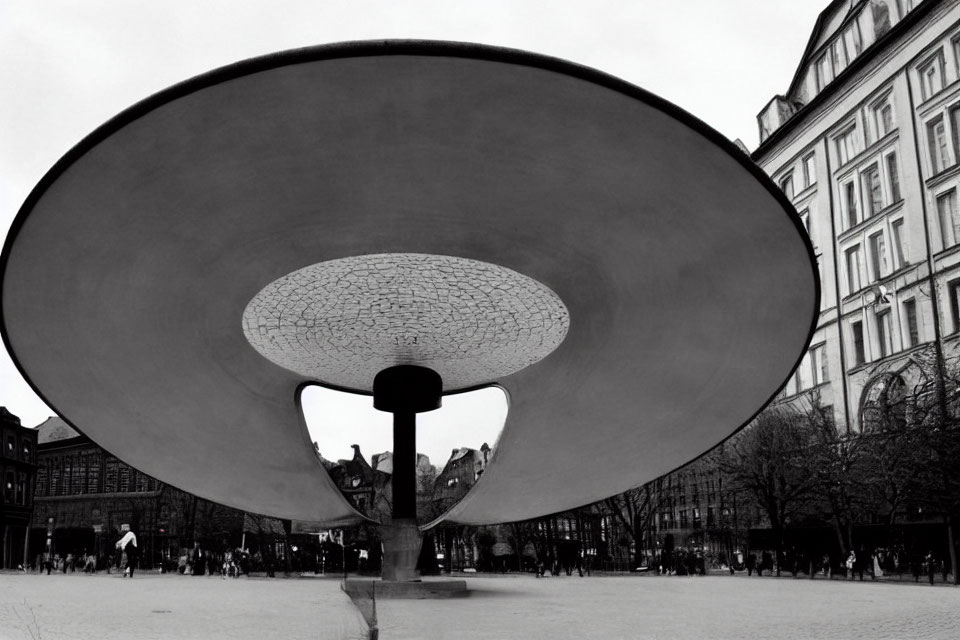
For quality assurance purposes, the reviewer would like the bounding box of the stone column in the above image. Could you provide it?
[373,365,440,582]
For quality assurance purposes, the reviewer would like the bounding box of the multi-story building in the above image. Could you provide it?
[1,407,37,569]
[30,416,284,570]
[754,0,960,433]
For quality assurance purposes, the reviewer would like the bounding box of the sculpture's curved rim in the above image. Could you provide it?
[0,39,820,525]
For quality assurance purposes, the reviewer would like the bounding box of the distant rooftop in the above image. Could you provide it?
[35,416,81,444]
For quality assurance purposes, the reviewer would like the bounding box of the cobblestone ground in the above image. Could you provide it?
[1,571,957,640]
[375,573,960,640]
[0,572,367,640]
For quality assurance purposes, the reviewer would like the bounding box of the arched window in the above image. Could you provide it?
[859,373,907,432]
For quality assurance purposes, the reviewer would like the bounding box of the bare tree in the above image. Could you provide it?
[717,405,820,576]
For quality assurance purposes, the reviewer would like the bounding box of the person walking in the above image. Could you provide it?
[872,551,883,580]
[845,551,856,580]
[115,525,139,578]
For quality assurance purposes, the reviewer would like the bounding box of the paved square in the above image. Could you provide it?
[1,571,958,639]
[378,574,960,639]
[0,572,367,640]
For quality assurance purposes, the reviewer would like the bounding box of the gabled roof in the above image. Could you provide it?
[36,416,83,444]
[784,0,852,100]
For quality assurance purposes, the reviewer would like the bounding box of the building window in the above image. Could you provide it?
[876,310,893,358]
[844,180,859,228]
[951,105,960,162]
[919,52,945,101]
[872,97,894,140]
[852,320,866,366]
[5,435,13,457]
[779,173,794,199]
[816,54,833,91]
[104,458,118,493]
[36,466,47,497]
[831,41,847,76]
[21,442,31,462]
[938,189,959,248]
[837,127,857,165]
[62,459,71,495]
[16,473,26,506]
[810,343,828,385]
[954,35,960,73]
[4,470,14,502]
[949,280,960,333]
[886,153,901,203]
[928,117,950,174]
[862,164,884,217]
[844,24,863,60]
[846,245,863,294]
[903,298,919,347]
[447,477,459,488]
[803,153,817,187]
[71,457,83,495]
[891,218,907,267]
[869,231,888,281]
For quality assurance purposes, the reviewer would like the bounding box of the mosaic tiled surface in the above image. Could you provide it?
[242,254,569,391]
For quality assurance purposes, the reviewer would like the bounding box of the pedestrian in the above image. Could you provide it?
[746,553,756,576]
[925,551,936,586]
[115,525,139,578]
[872,551,883,580]
[845,551,855,580]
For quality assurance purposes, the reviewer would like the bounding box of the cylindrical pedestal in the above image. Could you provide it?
[373,365,442,582]
[380,518,422,582]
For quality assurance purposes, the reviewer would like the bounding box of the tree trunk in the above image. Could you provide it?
[830,514,848,556]
[947,515,958,585]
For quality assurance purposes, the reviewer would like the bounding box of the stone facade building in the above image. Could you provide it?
[30,416,284,570]
[755,0,960,432]
[0,408,37,569]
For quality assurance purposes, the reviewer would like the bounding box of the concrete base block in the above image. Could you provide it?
[380,518,421,582]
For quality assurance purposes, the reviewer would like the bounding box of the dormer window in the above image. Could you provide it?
[350,475,361,488]
[447,477,459,488]
[844,24,863,60]
[816,54,833,91]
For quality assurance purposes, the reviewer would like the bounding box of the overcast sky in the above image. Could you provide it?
[1,0,827,466]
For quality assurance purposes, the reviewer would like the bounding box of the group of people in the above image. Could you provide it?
[536,539,585,577]
[656,548,710,576]
[33,525,139,576]
[176,547,247,577]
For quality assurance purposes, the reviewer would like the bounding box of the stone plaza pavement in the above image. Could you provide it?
[377,573,960,640]
[0,571,958,639]
[0,572,367,640]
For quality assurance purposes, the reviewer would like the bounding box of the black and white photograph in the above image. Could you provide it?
[1,1,959,638]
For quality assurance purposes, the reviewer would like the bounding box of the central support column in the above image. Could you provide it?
[373,365,441,582]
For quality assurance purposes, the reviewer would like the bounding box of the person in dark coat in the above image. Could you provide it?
[745,553,756,576]
[115,526,138,577]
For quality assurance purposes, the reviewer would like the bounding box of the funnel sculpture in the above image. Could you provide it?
[1,41,818,581]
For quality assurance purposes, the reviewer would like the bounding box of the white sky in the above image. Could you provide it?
[1,0,827,466]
